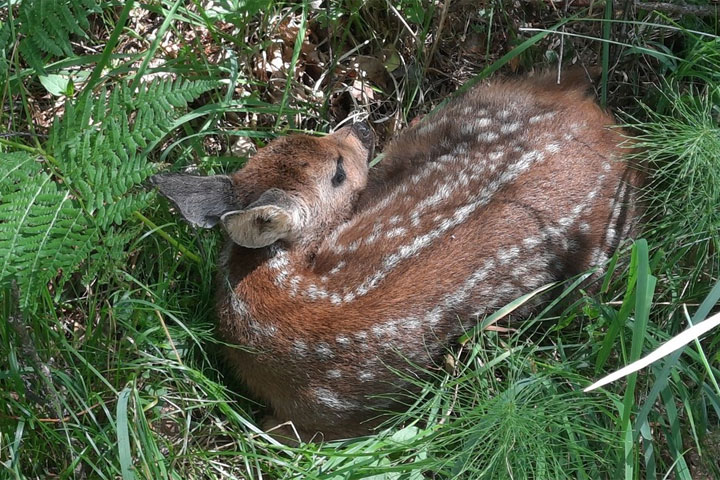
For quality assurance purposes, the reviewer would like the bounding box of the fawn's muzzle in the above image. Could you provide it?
[351,121,375,161]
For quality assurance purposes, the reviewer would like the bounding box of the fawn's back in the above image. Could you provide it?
[153,74,642,442]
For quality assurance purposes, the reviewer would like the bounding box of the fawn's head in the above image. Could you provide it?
[151,123,374,248]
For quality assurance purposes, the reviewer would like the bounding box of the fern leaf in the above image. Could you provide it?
[0,22,11,80]
[18,41,46,75]
[3,77,216,308]
[0,152,97,309]
[53,78,215,220]
[17,0,99,74]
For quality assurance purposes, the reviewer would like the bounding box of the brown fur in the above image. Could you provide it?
[164,76,643,442]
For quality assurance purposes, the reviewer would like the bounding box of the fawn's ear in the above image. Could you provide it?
[221,188,302,248]
[150,173,239,228]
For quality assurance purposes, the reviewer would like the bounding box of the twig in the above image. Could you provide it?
[6,282,64,414]
[0,131,46,139]
[0,401,104,423]
[439,344,463,425]
[385,0,419,42]
[558,0,570,85]
[425,0,451,73]
[526,0,719,15]
[634,1,719,16]
[155,309,183,365]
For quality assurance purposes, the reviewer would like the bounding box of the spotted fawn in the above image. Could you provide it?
[152,73,642,441]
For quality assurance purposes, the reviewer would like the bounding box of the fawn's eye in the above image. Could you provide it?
[331,156,346,187]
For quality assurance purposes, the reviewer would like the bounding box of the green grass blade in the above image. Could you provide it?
[275,2,308,129]
[620,240,655,479]
[130,0,184,90]
[117,386,134,480]
[600,0,613,107]
[80,0,135,102]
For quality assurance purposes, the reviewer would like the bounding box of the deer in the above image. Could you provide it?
[151,72,642,442]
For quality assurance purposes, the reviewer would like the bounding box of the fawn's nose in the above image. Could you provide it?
[351,121,375,153]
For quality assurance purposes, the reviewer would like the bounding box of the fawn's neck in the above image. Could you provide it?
[219,240,319,288]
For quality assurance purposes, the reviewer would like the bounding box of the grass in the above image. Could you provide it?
[1,0,720,478]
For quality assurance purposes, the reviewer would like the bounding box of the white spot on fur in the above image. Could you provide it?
[353,331,370,350]
[524,274,547,289]
[268,251,289,270]
[274,269,289,286]
[427,308,443,326]
[591,248,609,267]
[336,334,351,347]
[359,371,375,382]
[314,387,356,410]
[529,112,556,124]
[497,246,520,265]
[315,342,334,359]
[478,131,499,142]
[545,142,561,153]
[512,265,529,277]
[402,318,421,331]
[372,323,399,338]
[289,276,301,297]
[292,339,308,357]
[606,228,617,244]
[545,226,563,238]
[329,261,346,275]
[268,251,291,286]
[523,236,541,248]
[327,369,342,379]
[305,284,329,300]
[410,212,421,227]
[519,150,543,165]
[230,293,250,317]
[494,282,518,298]
[386,227,407,239]
[489,151,504,161]
[501,122,521,134]
[571,202,588,217]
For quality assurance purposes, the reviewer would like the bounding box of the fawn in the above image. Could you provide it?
[152,73,642,442]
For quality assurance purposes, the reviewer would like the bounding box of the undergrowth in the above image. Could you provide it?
[0,0,718,479]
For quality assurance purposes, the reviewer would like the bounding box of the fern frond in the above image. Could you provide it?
[51,78,215,227]
[17,0,100,74]
[1,77,217,309]
[0,152,98,308]
[0,21,11,80]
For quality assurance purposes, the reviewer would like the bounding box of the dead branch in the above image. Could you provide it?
[523,0,719,16]
[635,1,719,16]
